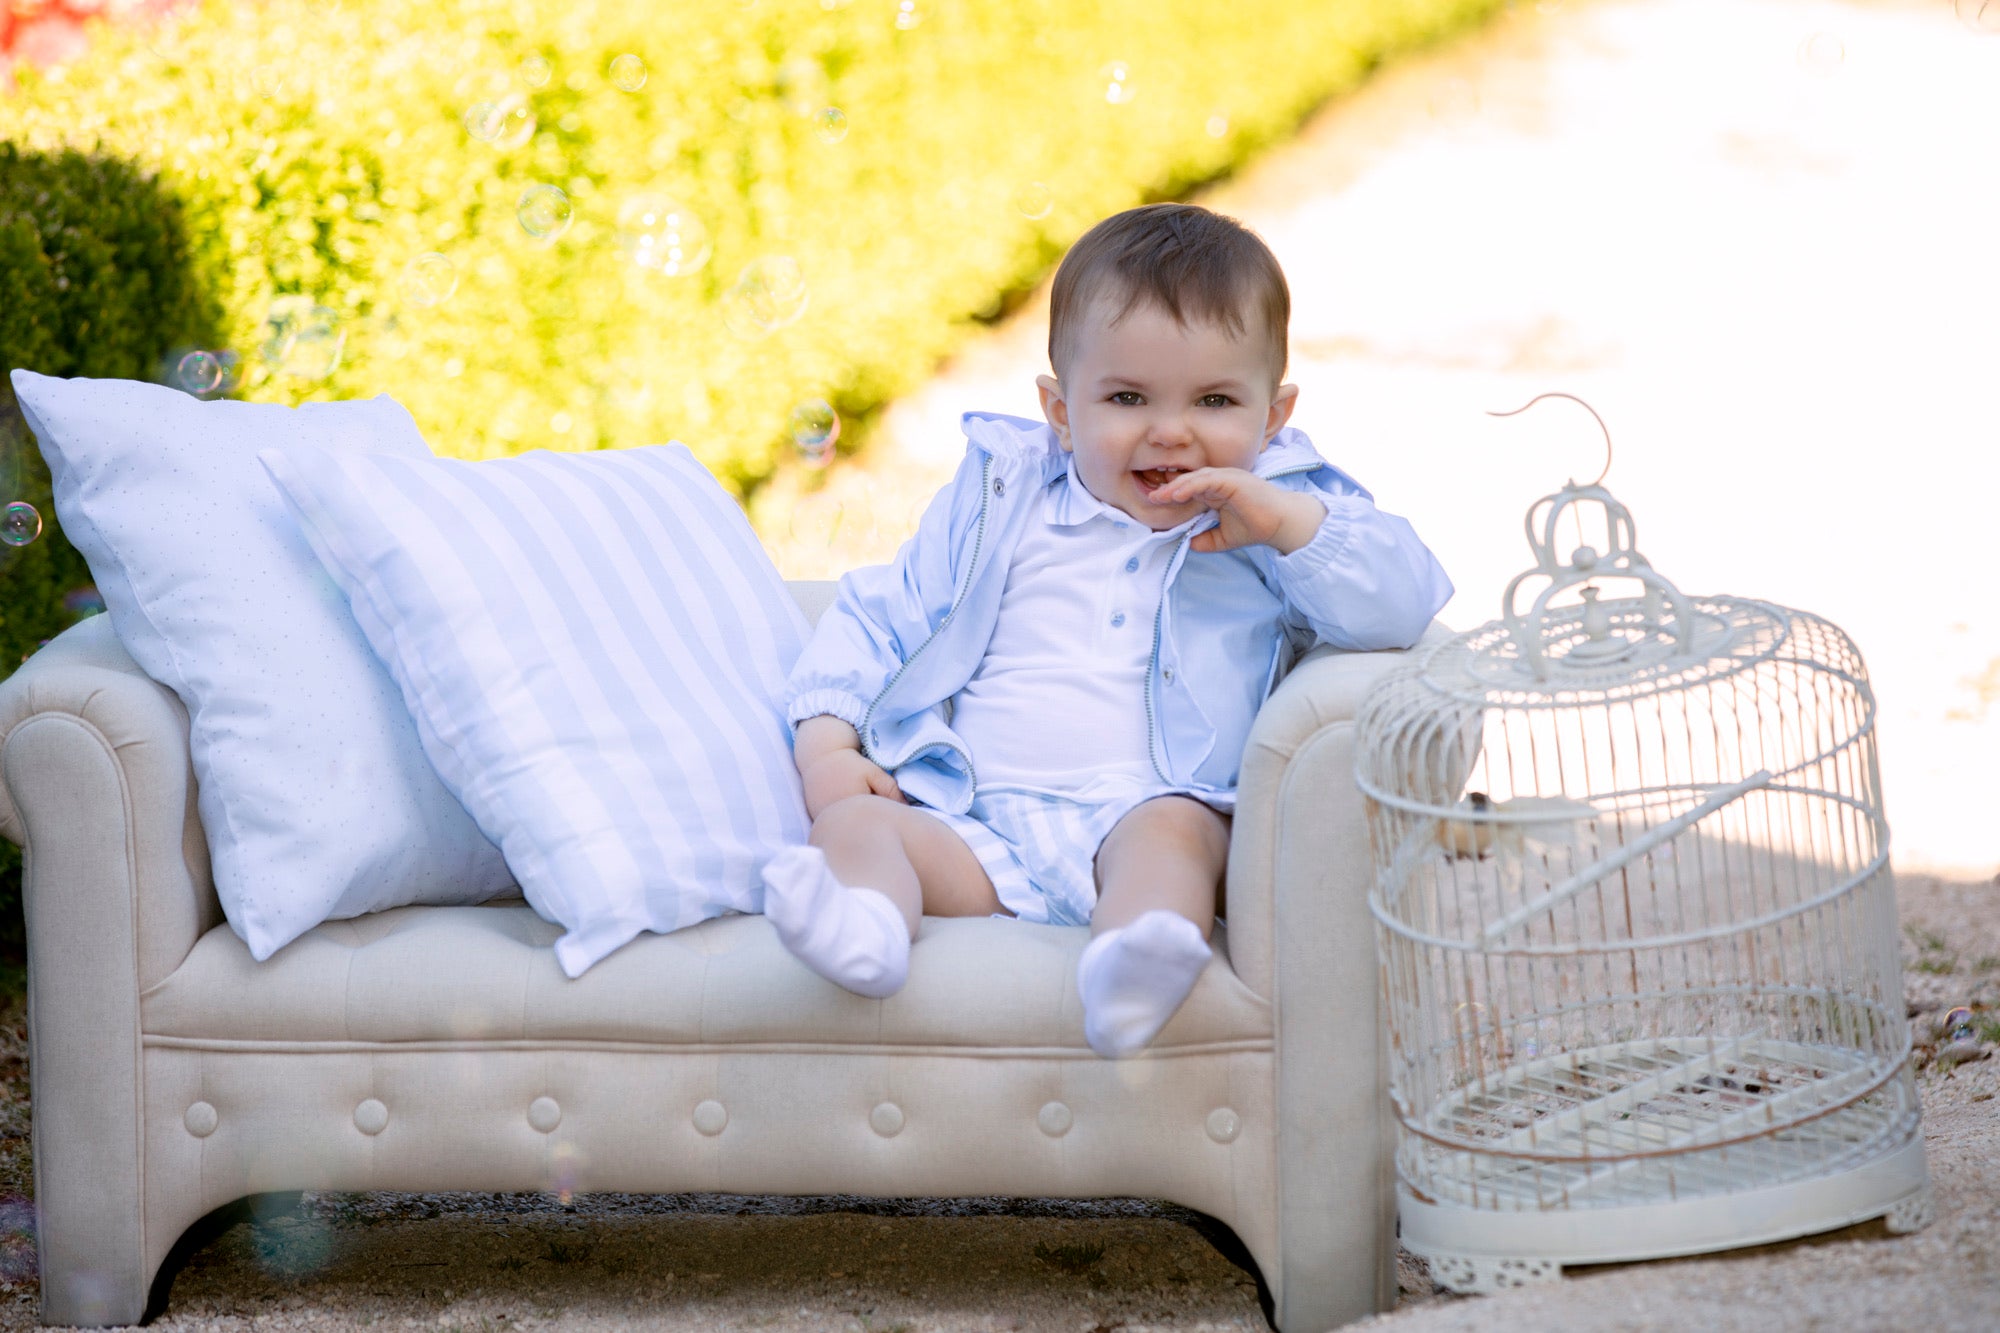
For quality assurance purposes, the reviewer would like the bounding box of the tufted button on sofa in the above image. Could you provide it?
[0,581,1444,1330]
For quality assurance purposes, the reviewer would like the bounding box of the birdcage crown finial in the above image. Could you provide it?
[1485,394,1700,682]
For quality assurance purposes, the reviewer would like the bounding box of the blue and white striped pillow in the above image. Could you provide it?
[261,442,811,977]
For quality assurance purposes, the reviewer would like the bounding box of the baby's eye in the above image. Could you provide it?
[1198,393,1235,409]
[1109,391,1143,406]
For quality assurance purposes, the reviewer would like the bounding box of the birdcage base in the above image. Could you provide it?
[1423,1254,1562,1295]
[1403,1134,1928,1287]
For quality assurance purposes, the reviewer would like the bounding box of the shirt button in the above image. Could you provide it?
[1163,666,1176,684]
[1124,557,1139,573]
[993,477,1006,497]
[1110,611,1126,628]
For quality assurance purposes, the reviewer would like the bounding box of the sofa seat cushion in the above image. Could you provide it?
[141,905,1272,1051]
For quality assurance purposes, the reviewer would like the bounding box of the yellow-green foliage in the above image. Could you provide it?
[4,0,1498,490]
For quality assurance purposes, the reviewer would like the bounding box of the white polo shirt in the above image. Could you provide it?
[949,467,1200,793]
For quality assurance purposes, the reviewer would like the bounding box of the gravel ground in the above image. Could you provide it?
[0,872,1986,1332]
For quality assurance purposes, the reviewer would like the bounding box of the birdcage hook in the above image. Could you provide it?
[1486,392,1614,487]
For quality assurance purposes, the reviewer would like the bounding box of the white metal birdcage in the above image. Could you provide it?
[1356,401,1931,1295]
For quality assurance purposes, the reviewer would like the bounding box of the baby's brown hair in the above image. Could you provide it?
[1047,203,1289,387]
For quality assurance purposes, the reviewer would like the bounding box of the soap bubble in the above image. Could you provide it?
[402,252,458,307]
[1098,61,1135,105]
[464,101,501,142]
[814,107,848,144]
[1,503,40,548]
[169,347,238,396]
[893,0,923,30]
[721,256,808,338]
[520,53,553,88]
[548,1141,587,1207]
[1013,181,1053,220]
[260,297,345,380]
[62,587,105,617]
[1956,0,2000,34]
[615,195,710,276]
[249,65,283,100]
[1206,111,1229,138]
[1796,32,1844,72]
[173,350,224,395]
[1944,1006,1975,1042]
[517,184,574,242]
[1450,1001,1496,1067]
[789,400,840,464]
[251,1212,334,1278]
[609,54,647,91]
[467,93,535,149]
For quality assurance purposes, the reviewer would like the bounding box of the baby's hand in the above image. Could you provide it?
[801,748,904,820]
[1148,467,1325,555]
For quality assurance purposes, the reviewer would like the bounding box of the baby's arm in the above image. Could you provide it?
[1150,465,1451,650]
[794,715,902,820]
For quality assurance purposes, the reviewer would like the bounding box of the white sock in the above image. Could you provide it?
[761,845,910,999]
[1076,910,1212,1059]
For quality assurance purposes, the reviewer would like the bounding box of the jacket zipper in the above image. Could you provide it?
[859,453,993,791]
[1145,532,1193,784]
[1144,460,1320,783]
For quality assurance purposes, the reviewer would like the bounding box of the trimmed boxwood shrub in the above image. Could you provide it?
[0,142,223,666]
[0,143,223,956]
[3,0,1499,486]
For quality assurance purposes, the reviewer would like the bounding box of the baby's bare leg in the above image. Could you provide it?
[810,794,1004,935]
[1091,796,1230,936]
[1077,796,1232,1058]
[763,794,1001,998]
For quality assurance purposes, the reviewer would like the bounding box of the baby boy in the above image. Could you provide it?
[763,203,1452,1057]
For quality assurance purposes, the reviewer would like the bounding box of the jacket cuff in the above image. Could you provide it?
[787,689,869,731]
[1273,493,1352,586]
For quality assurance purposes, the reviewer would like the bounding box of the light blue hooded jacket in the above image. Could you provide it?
[786,412,1452,815]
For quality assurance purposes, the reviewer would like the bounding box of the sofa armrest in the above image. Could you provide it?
[1227,623,1447,998]
[1226,622,1448,1331]
[0,614,220,990]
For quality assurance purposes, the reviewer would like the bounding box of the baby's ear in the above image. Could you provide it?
[1264,382,1300,441]
[1036,374,1073,450]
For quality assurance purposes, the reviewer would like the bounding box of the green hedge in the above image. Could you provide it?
[0,142,222,668]
[5,0,1498,486]
[0,144,224,958]
[0,0,1502,957]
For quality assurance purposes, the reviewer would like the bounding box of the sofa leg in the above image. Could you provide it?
[140,1195,287,1324]
[1183,1209,1276,1329]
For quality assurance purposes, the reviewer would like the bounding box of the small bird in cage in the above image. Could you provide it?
[1433,790,1596,860]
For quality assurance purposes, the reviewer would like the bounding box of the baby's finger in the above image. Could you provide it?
[867,766,904,801]
[1155,471,1236,507]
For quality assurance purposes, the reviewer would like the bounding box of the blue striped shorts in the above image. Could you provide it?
[913,778,1227,927]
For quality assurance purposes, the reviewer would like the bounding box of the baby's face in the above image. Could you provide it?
[1037,297,1296,531]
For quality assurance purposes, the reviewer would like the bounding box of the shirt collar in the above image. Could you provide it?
[1043,459,1212,538]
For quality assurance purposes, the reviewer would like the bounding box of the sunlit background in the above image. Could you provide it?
[2,0,1996,877]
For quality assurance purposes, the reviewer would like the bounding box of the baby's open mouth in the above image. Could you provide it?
[1134,466,1189,494]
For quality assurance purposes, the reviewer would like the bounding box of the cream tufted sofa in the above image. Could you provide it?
[0,581,1436,1330]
